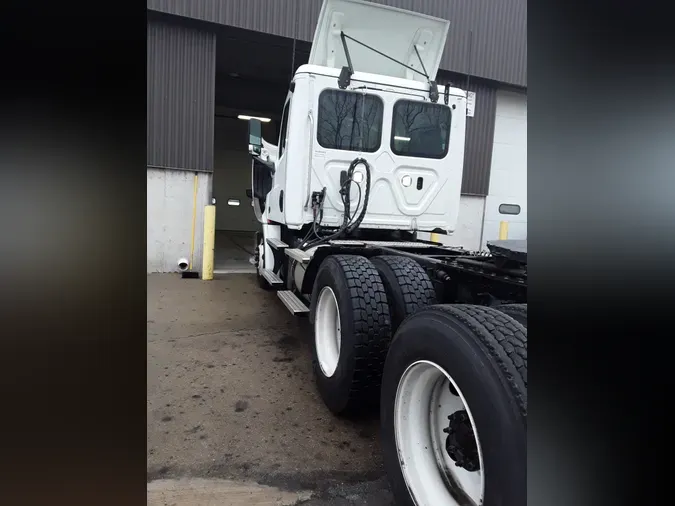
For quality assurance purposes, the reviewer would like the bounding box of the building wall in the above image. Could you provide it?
[147,19,216,171]
[482,89,527,247]
[147,0,527,87]
[437,73,497,196]
[147,19,217,272]
[417,195,486,251]
[460,82,497,196]
[439,195,486,251]
[419,90,527,251]
[147,168,212,273]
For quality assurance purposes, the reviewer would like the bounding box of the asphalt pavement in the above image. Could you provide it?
[147,273,394,505]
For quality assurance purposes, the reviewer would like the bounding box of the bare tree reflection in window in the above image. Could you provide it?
[392,100,451,158]
[317,90,383,153]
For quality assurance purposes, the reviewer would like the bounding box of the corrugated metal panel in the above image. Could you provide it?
[147,20,216,170]
[147,0,320,41]
[147,0,526,87]
[438,74,497,196]
[353,0,526,86]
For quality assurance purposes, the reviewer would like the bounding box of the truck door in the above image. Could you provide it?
[266,95,291,223]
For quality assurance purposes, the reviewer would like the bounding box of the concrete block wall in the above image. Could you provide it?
[438,195,486,251]
[417,195,486,252]
[147,168,212,273]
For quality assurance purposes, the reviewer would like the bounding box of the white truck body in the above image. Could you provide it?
[252,0,467,239]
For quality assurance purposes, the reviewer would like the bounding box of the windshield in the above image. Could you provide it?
[391,100,451,159]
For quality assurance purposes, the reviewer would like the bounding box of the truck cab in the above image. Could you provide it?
[250,0,467,247]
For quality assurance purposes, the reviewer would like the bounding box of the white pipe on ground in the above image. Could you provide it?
[177,258,190,272]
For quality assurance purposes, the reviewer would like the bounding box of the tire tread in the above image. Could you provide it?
[434,304,527,416]
[495,303,527,327]
[324,255,392,411]
[371,255,436,329]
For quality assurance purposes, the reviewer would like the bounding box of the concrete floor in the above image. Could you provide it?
[147,273,393,505]
[215,230,256,273]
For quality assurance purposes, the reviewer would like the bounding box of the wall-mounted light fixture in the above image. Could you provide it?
[238,115,271,122]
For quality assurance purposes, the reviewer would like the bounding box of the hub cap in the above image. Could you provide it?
[394,360,484,505]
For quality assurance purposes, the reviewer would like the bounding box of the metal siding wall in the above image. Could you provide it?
[438,75,497,196]
[147,20,216,171]
[147,0,526,87]
[462,82,497,196]
[147,0,320,40]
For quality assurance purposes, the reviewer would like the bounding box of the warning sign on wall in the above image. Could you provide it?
[467,91,476,117]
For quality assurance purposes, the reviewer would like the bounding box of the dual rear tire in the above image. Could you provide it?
[309,254,436,414]
[309,253,527,505]
[309,255,391,414]
[380,305,527,506]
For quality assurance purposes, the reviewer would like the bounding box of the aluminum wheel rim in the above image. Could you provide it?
[394,360,485,506]
[315,286,341,377]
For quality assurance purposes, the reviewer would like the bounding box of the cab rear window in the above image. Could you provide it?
[391,100,451,159]
[317,89,383,152]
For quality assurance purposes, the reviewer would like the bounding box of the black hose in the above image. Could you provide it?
[302,157,371,250]
[345,158,370,234]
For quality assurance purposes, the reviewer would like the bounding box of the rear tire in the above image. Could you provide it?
[310,255,391,415]
[495,303,527,327]
[371,255,437,332]
[381,304,527,506]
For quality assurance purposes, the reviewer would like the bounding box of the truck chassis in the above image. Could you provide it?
[255,232,527,506]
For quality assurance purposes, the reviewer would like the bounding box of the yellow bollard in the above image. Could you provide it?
[202,205,216,280]
[499,221,509,240]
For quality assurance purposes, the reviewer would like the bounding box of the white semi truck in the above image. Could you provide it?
[246,1,526,504]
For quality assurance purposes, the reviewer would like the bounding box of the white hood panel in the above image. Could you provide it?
[309,0,450,82]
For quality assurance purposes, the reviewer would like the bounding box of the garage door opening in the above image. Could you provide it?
[212,25,309,273]
[213,112,278,272]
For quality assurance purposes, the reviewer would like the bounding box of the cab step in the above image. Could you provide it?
[277,290,310,315]
[266,238,288,250]
[285,248,311,264]
[260,269,284,288]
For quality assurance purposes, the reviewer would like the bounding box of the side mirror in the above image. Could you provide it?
[248,119,263,155]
